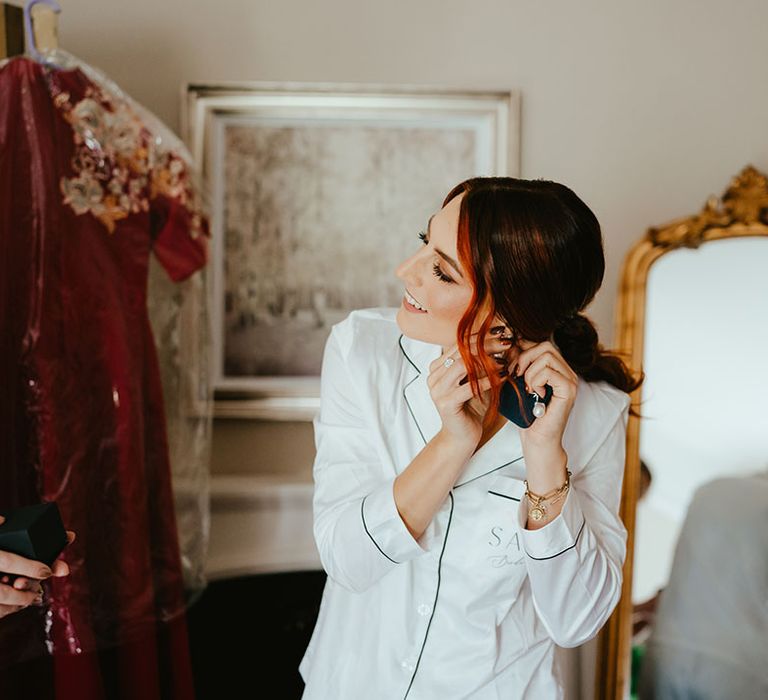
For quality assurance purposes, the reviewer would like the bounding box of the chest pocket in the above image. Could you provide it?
[451,473,529,607]
[481,474,528,572]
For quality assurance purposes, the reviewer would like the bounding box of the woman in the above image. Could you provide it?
[299,177,643,699]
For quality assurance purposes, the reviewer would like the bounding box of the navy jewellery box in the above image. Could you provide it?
[0,502,69,575]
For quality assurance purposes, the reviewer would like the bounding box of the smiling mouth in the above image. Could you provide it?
[404,289,427,312]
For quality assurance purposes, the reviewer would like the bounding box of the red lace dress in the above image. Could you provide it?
[0,56,208,699]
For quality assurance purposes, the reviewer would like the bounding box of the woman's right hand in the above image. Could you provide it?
[427,329,516,447]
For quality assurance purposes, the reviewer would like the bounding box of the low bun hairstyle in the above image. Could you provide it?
[552,313,599,375]
[552,312,641,392]
[444,176,643,432]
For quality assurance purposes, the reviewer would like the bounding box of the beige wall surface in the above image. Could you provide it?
[51,0,768,479]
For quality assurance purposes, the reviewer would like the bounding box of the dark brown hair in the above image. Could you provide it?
[444,176,644,431]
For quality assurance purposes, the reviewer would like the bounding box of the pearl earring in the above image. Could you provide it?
[531,391,546,418]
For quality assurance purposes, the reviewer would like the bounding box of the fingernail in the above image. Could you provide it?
[38,567,52,578]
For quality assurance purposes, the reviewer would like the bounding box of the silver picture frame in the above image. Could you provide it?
[182,81,520,420]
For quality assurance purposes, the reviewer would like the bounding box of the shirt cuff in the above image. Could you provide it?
[517,483,586,560]
[361,476,429,564]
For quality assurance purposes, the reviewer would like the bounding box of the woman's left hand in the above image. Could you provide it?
[513,339,579,450]
[503,339,577,526]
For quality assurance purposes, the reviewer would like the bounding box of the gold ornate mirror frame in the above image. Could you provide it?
[594,164,768,699]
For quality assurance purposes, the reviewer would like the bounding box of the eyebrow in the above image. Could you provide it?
[427,214,464,279]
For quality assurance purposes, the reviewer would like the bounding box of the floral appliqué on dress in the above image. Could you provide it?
[53,84,205,236]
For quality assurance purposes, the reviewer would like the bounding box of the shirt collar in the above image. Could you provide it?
[397,333,524,487]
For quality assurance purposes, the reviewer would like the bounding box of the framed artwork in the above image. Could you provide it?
[182,82,520,419]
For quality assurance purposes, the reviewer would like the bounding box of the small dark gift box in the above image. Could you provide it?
[0,502,68,568]
[498,374,555,428]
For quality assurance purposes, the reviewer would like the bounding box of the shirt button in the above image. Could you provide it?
[417,603,431,616]
[401,659,416,672]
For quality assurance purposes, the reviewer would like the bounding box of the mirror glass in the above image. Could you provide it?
[632,235,768,605]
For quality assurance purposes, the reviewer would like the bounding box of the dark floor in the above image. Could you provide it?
[187,570,327,700]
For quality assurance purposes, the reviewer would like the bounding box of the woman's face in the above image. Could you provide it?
[395,192,506,350]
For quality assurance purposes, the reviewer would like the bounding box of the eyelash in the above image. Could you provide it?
[417,230,454,284]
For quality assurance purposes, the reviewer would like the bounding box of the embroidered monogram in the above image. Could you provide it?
[486,525,524,567]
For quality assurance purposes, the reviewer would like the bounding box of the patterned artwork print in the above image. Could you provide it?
[222,122,477,376]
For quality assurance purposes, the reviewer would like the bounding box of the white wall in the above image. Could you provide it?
[54,0,768,343]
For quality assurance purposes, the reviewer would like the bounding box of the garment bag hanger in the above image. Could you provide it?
[23,0,60,64]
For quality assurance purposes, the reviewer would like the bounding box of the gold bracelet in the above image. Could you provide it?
[524,469,571,521]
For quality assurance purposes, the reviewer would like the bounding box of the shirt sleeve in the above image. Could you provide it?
[311,322,431,593]
[515,396,630,648]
